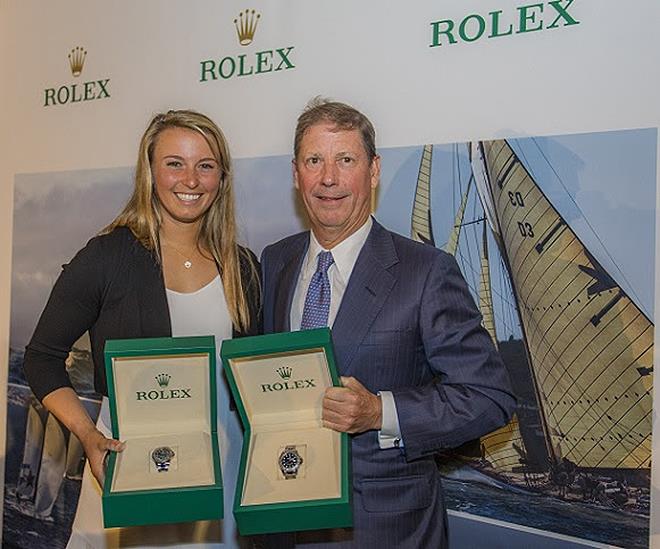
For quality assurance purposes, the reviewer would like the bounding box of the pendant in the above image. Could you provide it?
[184,261,192,269]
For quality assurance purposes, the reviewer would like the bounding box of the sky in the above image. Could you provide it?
[10,128,656,348]
[375,128,657,333]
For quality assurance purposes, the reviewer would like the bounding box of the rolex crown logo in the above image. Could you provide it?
[155,373,171,387]
[276,366,292,380]
[68,46,87,77]
[234,9,260,46]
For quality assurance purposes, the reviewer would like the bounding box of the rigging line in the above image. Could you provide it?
[459,149,480,294]
[497,255,518,337]
[491,258,516,310]
[500,256,518,336]
[451,145,469,280]
[463,202,479,297]
[456,142,464,193]
[456,247,492,301]
[455,245,476,297]
[496,258,512,337]
[528,136,646,314]
[455,245,519,335]
[452,144,458,225]
[459,217,486,228]
[516,142,537,183]
[469,197,485,315]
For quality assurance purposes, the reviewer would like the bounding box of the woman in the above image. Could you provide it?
[23,110,260,548]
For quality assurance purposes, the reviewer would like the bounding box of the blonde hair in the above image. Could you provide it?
[104,109,257,332]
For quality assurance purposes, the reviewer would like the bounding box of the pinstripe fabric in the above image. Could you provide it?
[261,220,515,548]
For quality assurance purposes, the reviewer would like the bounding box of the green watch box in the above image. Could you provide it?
[220,328,352,535]
[102,336,223,527]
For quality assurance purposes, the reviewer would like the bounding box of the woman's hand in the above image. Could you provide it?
[79,426,125,486]
[42,387,126,486]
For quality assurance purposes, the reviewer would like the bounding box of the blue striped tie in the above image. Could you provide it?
[300,251,334,330]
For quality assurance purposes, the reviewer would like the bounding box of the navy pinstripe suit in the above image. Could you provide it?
[261,219,515,548]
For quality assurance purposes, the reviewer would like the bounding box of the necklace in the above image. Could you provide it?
[163,241,195,269]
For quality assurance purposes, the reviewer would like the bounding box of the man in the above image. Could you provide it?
[261,99,515,547]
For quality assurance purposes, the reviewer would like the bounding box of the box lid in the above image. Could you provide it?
[221,329,338,430]
[104,336,217,440]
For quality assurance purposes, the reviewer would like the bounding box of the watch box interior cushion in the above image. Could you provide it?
[242,425,341,505]
[111,431,215,492]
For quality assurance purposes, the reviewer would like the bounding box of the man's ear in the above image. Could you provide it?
[292,159,300,190]
[370,155,381,190]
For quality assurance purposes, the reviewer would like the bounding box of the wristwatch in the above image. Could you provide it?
[278,445,304,479]
[151,446,175,472]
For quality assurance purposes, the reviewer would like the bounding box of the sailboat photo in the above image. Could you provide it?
[406,130,655,548]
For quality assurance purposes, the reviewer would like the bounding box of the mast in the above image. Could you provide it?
[444,175,473,256]
[471,141,558,467]
[479,221,498,347]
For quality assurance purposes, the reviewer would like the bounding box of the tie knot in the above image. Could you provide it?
[316,251,334,274]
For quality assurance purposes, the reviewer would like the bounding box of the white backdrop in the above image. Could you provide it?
[2,1,660,547]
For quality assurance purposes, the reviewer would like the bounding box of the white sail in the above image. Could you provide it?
[33,413,67,517]
[411,145,435,245]
[475,139,653,469]
[16,401,45,501]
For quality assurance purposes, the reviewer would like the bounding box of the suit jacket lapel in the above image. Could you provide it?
[273,233,309,332]
[332,221,398,374]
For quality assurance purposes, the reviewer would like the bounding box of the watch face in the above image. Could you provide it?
[279,451,301,474]
[152,446,175,463]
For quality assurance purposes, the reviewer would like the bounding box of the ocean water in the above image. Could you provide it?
[444,477,649,548]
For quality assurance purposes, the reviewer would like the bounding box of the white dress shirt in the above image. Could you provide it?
[291,217,403,449]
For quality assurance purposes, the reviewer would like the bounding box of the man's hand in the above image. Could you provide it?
[79,426,125,486]
[322,376,382,434]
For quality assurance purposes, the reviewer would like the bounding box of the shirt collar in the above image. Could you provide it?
[306,217,373,282]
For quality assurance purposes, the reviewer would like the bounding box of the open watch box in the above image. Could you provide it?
[102,336,222,527]
[220,328,352,535]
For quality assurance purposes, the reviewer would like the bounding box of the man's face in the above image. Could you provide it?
[294,123,380,248]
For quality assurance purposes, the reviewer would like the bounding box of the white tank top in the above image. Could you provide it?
[165,275,232,342]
